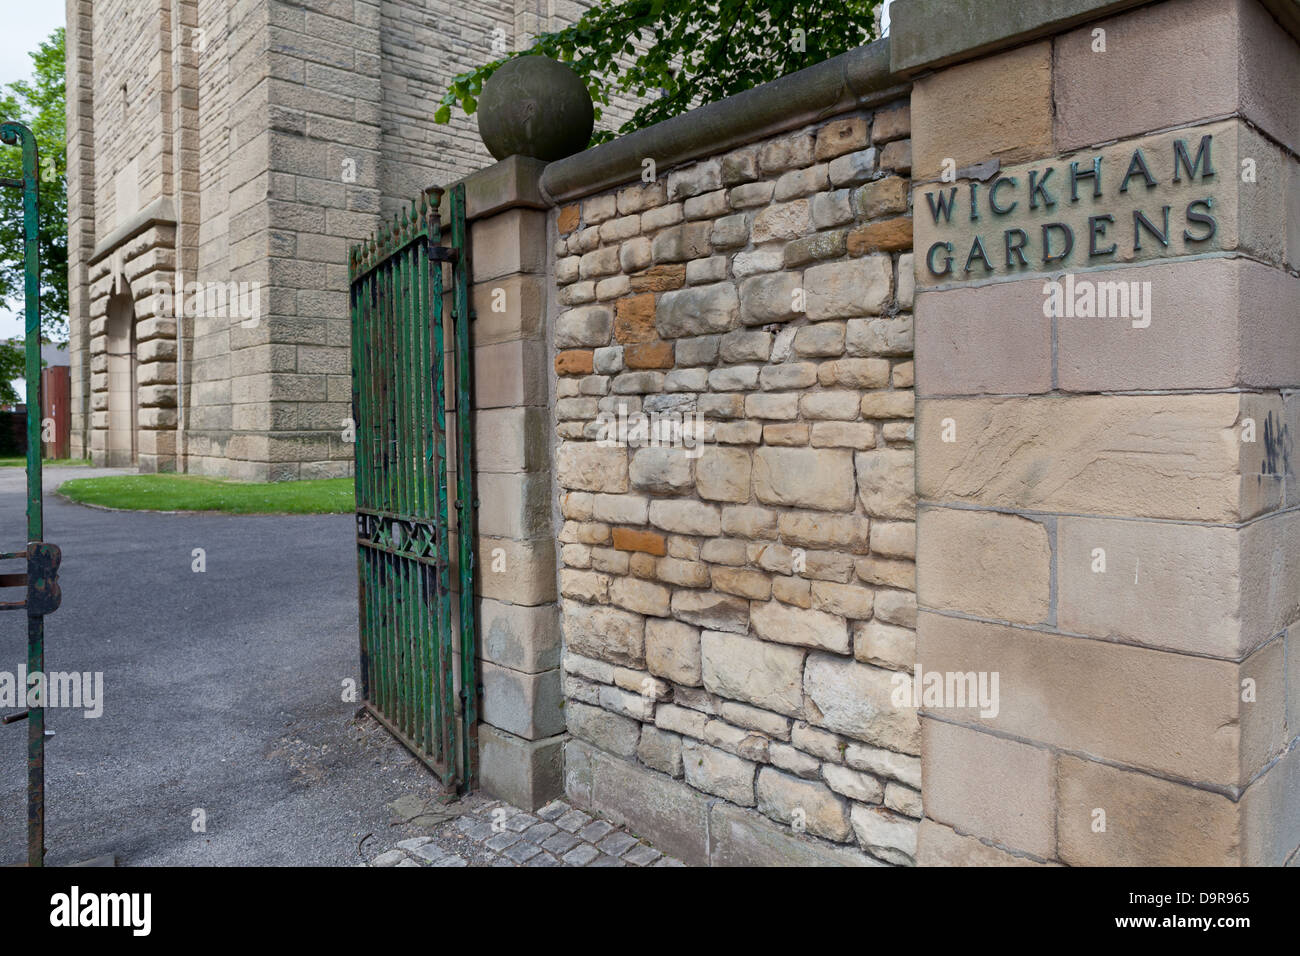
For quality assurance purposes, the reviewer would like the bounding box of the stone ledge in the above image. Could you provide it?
[892,0,1157,76]
[460,155,549,222]
[890,0,1300,77]
[540,39,904,204]
[89,196,177,265]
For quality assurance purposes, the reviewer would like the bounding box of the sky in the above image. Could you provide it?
[2,4,67,401]
[0,4,64,92]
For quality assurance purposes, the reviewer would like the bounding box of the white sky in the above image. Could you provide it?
[2,4,67,401]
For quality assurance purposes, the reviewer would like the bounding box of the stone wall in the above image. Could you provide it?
[184,0,278,478]
[379,0,515,215]
[186,0,242,475]
[65,0,96,461]
[903,0,1300,868]
[79,0,189,470]
[376,0,645,220]
[87,0,173,236]
[548,99,921,865]
[444,0,1297,869]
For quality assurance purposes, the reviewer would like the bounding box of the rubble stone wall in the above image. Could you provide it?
[549,98,921,865]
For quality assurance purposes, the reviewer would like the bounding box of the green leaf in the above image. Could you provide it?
[430,0,882,148]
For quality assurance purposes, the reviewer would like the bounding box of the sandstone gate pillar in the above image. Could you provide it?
[895,0,1299,865]
[460,157,566,808]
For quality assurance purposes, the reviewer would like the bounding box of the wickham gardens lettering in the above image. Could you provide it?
[923,134,1218,278]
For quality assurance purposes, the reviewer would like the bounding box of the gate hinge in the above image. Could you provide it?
[26,542,61,617]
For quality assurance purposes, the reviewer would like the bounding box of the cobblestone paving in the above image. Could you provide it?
[364,792,685,868]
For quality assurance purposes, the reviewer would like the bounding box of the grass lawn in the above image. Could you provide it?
[57,474,354,514]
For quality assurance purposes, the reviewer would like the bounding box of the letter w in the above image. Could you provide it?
[925,188,958,224]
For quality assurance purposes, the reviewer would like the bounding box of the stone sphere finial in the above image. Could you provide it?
[476,56,595,162]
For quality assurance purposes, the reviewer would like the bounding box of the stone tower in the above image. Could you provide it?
[65,0,628,477]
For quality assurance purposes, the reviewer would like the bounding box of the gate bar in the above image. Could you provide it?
[449,183,477,792]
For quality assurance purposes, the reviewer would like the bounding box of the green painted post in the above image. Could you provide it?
[349,253,369,708]
[3,120,45,866]
[427,188,455,775]
[449,183,477,793]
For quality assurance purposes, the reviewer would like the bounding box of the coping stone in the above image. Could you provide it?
[540,39,904,205]
[889,0,1300,76]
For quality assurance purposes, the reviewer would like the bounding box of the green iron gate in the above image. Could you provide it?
[1,121,62,866]
[349,183,477,792]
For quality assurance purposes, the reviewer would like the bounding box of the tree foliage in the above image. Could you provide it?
[436,0,882,145]
[1,26,67,337]
[0,335,24,406]
[0,27,66,406]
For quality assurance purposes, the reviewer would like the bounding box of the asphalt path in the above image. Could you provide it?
[0,466,445,865]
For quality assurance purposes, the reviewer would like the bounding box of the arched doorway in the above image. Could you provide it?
[105,288,137,467]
